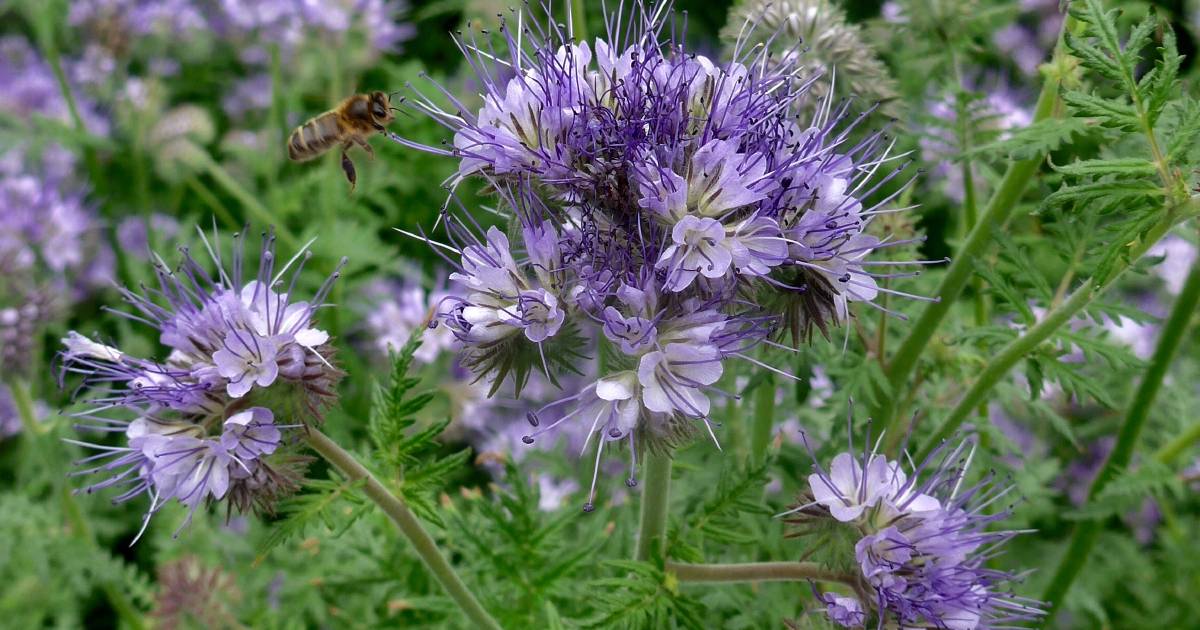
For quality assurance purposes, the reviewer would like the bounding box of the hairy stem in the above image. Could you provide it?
[667,561,857,586]
[303,428,502,630]
[750,375,776,463]
[875,19,1071,443]
[635,450,673,561]
[906,211,1186,458]
[1040,253,1200,621]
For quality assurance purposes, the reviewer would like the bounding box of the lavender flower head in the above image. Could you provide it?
[362,278,458,364]
[400,0,931,509]
[60,229,345,538]
[783,413,1045,628]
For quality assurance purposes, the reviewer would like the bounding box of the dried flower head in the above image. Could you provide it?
[399,0,930,508]
[151,555,241,630]
[61,228,345,538]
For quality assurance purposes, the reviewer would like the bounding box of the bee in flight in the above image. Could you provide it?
[287,90,399,191]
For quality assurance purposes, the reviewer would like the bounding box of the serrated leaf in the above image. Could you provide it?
[1063,91,1141,131]
[1051,158,1157,177]
[965,117,1090,160]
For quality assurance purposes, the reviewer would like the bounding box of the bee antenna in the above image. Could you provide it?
[389,90,403,98]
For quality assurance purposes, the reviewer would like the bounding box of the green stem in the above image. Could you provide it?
[303,429,502,630]
[194,152,301,249]
[750,375,776,463]
[8,378,43,436]
[1040,246,1200,622]
[667,561,857,586]
[875,18,1070,442]
[906,213,1185,459]
[569,0,588,41]
[634,450,673,562]
[1156,421,1200,464]
[31,15,102,184]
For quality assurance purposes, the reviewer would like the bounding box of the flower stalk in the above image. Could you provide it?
[302,428,502,630]
[1040,247,1200,621]
[667,561,857,586]
[875,16,1073,442]
[750,374,776,464]
[634,450,673,562]
[905,208,1192,459]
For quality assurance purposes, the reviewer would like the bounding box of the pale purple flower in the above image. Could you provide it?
[820,591,866,628]
[400,0,928,505]
[363,279,457,363]
[785,416,1045,628]
[61,229,344,537]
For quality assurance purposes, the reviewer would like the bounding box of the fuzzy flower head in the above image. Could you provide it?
[782,413,1046,629]
[61,228,344,538]
[719,0,900,119]
[400,1,929,509]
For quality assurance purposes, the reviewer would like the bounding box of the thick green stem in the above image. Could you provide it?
[569,0,588,41]
[875,20,1070,442]
[634,450,673,561]
[1040,254,1200,621]
[906,214,1184,458]
[667,561,857,586]
[750,375,776,463]
[303,429,502,630]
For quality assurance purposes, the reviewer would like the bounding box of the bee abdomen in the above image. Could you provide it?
[287,113,341,162]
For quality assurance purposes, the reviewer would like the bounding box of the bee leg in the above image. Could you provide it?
[352,135,375,160]
[340,148,357,192]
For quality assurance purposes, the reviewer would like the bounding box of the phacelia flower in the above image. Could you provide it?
[818,590,867,628]
[783,416,1046,629]
[61,228,345,538]
[400,1,929,508]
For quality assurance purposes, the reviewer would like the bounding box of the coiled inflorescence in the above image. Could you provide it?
[60,229,345,539]
[783,416,1045,628]
[399,1,931,508]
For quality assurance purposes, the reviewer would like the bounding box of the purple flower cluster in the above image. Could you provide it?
[61,230,344,537]
[362,278,458,364]
[402,1,926,508]
[786,424,1045,628]
[0,36,109,136]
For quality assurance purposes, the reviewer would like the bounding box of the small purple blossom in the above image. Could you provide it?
[819,591,866,628]
[61,229,345,537]
[785,413,1046,629]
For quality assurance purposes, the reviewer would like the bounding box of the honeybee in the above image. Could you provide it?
[287,91,398,191]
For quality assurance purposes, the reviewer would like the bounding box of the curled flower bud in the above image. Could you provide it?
[60,228,344,538]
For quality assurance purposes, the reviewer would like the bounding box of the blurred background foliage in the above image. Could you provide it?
[2,0,1200,628]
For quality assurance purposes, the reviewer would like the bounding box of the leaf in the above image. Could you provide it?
[1062,91,1141,131]
[257,475,368,558]
[1063,461,1181,521]
[1043,179,1163,209]
[1051,158,1157,178]
[965,117,1091,161]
